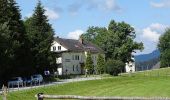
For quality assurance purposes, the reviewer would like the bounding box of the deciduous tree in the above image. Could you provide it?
[158,29,170,67]
[82,20,144,73]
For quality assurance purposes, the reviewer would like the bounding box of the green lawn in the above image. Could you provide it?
[122,67,170,77]
[2,68,170,100]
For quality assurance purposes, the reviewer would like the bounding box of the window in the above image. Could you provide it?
[73,65,74,71]
[53,46,56,51]
[72,55,74,60]
[72,55,80,60]
[77,55,79,60]
[65,59,70,62]
[75,55,79,60]
[58,46,61,50]
[76,65,79,71]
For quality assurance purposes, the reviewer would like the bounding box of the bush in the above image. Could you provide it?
[106,59,125,76]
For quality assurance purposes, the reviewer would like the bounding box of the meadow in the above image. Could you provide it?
[2,68,170,100]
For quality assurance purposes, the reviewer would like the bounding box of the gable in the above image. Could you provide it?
[54,37,104,53]
[51,41,68,52]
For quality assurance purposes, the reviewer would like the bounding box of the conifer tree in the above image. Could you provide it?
[97,54,105,74]
[24,1,54,73]
[0,0,30,81]
[85,52,94,74]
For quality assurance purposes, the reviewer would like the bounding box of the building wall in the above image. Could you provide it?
[62,52,83,75]
[61,52,104,75]
[51,40,105,75]
[51,41,67,52]
[125,61,135,73]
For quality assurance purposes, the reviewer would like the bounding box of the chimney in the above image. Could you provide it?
[79,37,84,44]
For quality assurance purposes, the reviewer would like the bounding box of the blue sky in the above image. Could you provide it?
[16,0,170,55]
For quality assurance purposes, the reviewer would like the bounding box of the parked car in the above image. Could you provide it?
[23,76,33,86]
[8,77,23,87]
[32,74,43,83]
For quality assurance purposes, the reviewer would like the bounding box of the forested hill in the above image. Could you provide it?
[135,49,160,62]
[135,50,160,71]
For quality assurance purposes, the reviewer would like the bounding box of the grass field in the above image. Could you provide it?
[2,68,170,100]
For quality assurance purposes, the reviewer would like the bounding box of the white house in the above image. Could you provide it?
[51,37,105,75]
[125,58,135,73]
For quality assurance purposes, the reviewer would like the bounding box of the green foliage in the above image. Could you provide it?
[158,29,170,68]
[81,20,143,63]
[85,52,93,74]
[106,59,125,76]
[107,20,143,62]
[24,1,55,73]
[96,54,105,74]
[0,0,33,82]
[81,20,144,73]
[81,26,108,48]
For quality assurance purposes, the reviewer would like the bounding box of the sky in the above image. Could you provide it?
[16,0,170,55]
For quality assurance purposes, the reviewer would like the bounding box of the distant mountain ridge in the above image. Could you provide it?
[135,49,160,62]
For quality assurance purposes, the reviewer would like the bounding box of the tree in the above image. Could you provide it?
[97,54,105,74]
[107,20,143,62]
[82,20,144,72]
[81,26,108,51]
[158,29,170,67]
[0,0,30,82]
[24,1,55,74]
[106,59,125,76]
[85,52,93,75]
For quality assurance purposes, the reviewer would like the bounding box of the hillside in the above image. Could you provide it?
[135,49,160,62]
[3,68,170,100]
[135,50,160,71]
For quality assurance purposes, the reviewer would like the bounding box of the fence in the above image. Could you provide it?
[36,93,170,100]
[120,67,170,77]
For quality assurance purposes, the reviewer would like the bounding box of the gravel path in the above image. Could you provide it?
[0,77,102,93]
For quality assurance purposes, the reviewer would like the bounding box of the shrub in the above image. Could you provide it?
[106,59,125,76]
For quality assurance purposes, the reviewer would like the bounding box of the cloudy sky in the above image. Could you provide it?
[16,0,170,55]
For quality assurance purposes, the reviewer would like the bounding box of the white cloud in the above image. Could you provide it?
[68,0,122,15]
[25,8,60,20]
[135,23,169,55]
[45,7,60,20]
[150,0,170,8]
[142,27,161,42]
[141,23,168,42]
[67,30,84,40]
[102,0,121,12]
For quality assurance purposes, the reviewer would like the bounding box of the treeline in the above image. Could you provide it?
[82,20,144,75]
[0,0,55,83]
[136,57,160,71]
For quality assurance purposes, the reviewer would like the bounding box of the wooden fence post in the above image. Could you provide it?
[2,85,7,100]
[37,93,43,100]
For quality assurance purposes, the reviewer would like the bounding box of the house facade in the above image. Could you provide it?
[125,58,135,73]
[51,37,104,75]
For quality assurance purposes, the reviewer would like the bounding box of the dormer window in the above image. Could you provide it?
[58,46,61,50]
[53,46,56,51]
